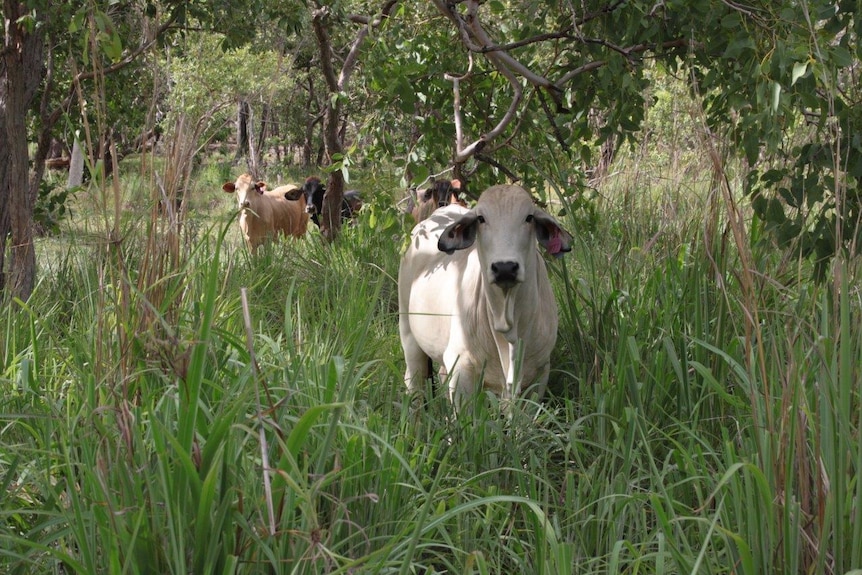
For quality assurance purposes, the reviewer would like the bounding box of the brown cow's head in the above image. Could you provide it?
[412,178,466,222]
[223,174,265,210]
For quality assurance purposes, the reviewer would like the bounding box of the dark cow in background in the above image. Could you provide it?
[301,176,363,228]
[406,178,467,223]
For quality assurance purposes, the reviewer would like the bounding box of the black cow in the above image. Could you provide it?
[301,176,363,228]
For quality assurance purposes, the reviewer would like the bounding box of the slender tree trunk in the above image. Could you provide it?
[256,102,270,167]
[319,80,345,239]
[234,99,250,163]
[311,8,344,241]
[246,103,258,176]
[2,1,44,300]
[0,105,9,293]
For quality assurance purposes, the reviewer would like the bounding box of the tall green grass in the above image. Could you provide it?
[3,166,858,573]
[2,108,862,575]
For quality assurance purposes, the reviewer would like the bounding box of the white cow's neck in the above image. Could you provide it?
[481,259,539,341]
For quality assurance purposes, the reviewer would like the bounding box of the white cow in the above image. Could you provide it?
[398,184,572,408]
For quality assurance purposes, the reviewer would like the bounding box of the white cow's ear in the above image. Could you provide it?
[438,212,479,254]
[222,182,236,193]
[534,212,573,257]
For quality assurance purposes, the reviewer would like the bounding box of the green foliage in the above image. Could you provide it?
[32,176,78,237]
[57,3,159,152]
[164,34,283,130]
[689,0,862,276]
[361,0,862,275]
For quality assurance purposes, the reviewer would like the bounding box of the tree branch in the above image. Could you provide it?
[555,60,606,87]
[463,0,557,91]
[433,0,698,167]
[73,17,176,83]
[475,153,520,182]
[311,7,340,94]
[536,87,569,152]
[443,54,473,160]
[447,51,523,164]
[339,1,399,90]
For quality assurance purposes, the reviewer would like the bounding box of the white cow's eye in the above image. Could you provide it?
[525,214,534,223]
[477,215,486,224]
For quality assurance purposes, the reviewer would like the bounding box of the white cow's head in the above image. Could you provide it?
[438,185,572,291]
[223,174,265,210]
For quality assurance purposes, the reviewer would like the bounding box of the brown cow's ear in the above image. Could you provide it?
[255,181,266,194]
[284,187,304,201]
[222,182,236,193]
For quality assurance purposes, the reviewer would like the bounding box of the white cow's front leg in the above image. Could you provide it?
[400,332,430,396]
[531,362,550,400]
[443,350,477,411]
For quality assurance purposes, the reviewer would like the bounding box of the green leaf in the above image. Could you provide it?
[791,61,808,85]
[743,132,760,165]
[395,78,416,113]
[723,35,754,59]
[778,186,803,208]
[102,32,123,62]
[489,0,505,14]
[760,169,786,185]
[830,45,853,67]
[286,403,345,460]
[409,165,429,186]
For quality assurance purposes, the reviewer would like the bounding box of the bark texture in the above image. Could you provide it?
[2,1,45,299]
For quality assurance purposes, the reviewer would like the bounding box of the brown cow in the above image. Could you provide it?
[223,173,309,251]
[408,179,466,223]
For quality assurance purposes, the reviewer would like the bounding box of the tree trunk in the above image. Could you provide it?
[0,104,9,293]
[68,139,85,187]
[311,8,344,242]
[234,99,250,163]
[246,102,258,176]
[2,1,45,300]
[318,80,346,241]
[256,102,270,167]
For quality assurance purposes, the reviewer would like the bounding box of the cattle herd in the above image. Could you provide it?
[223,173,572,408]
[222,173,363,251]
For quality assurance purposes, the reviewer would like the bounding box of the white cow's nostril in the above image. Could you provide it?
[491,261,520,286]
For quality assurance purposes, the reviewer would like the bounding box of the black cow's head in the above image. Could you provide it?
[302,176,363,228]
[302,176,326,227]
